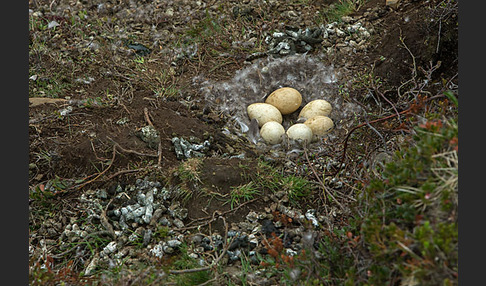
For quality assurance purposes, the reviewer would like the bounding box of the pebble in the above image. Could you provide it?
[143,229,152,247]
[172,218,185,228]
[167,239,182,248]
[102,241,118,256]
[163,245,174,254]
[150,244,164,258]
[188,253,199,259]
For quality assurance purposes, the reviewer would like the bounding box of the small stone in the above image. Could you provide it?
[341,16,353,23]
[335,28,345,38]
[150,244,164,258]
[143,229,152,247]
[166,8,174,16]
[72,224,80,232]
[132,206,146,218]
[167,239,182,248]
[173,218,185,228]
[47,21,60,29]
[115,248,128,259]
[246,211,259,223]
[102,241,117,256]
[137,125,160,149]
[189,234,203,244]
[159,217,171,226]
[286,248,298,256]
[150,208,164,226]
[79,230,89,238]
[96,189,108,199]
[84,253,99,276]
[285,10,298,19]
[163,245,174,254]
[128,232,140,242]
[274,190,286,199]
[360,30,371,39]
[188,253,199,259]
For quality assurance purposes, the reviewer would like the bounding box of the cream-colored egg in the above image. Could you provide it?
[247,103,283,127]
[298,99,332,120]
[304,116,334,141]
[265,87,302,115]
[286,123,313,142]
[260,121,285,145]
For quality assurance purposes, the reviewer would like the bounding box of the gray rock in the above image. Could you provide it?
[341,16,354,23]
[159,217,171,226]
[143,229,152,247]
[150,244,164,258]
[136,125,160,149]
[305,209,319,227]
[102,241,117,256]
[173,218,185,228]
[163,245,174,254]
[169,204,188,220]
[172,137,210,159]
[167,239,182,248]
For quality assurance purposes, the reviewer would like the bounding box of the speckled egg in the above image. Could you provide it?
[298,99,332,120]
[286,123,313,142]
[247,103,283,127]
[304,115,334,141]
[265,87,302,115]
[260,121,285,145]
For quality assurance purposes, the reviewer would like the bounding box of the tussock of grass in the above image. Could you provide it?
[317,0,366,24]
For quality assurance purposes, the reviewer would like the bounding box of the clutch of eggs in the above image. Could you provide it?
[247,87,334,144]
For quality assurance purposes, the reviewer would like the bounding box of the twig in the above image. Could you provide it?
[91,140,109,161]
[119,102,131,115]
[303,147,344,211]
[144,107,154,127]
[363,112,388,153]
[436,19,442,53]
[75,145,117,190]
[330,106,413,177]
[372,84,402,128]
[196,278,218,286]
[103,168,143,182]
[49,0,57,11]
[169,216,233,275]
[208,61,235,74]
[158,141,163,167]
[99,197,116,238]
[106,136,158,158]
[180,198,259,231]
[399,30,417,78]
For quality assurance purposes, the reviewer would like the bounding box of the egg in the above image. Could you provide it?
[298,99,332,120]
[286,123,313,142]
[247,103,283,127]
[265,87,302,115]
[304,116,334,141]
[260,121,285,145]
